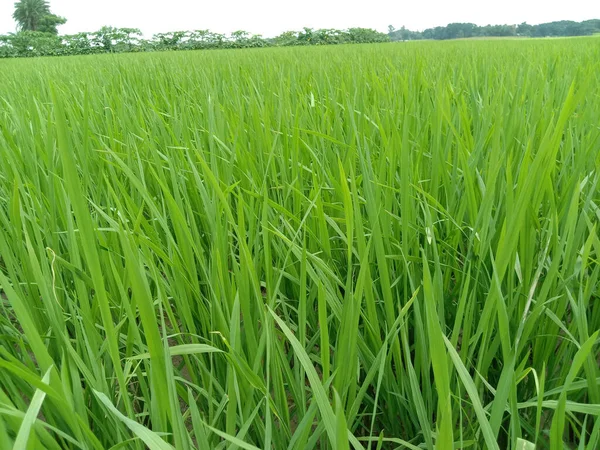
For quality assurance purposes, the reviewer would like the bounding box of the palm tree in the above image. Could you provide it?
[13,0,50,32]
[13,0,66,34]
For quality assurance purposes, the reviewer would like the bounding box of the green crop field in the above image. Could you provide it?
[0,38,599,449]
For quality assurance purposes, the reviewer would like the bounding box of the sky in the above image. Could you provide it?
[0,0,598,37]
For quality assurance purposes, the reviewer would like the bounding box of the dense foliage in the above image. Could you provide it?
[0,26,389,58]
[0,38,599,449]
[388,19,600,40]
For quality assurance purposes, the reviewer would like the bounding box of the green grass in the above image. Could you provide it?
[0,38,599,449]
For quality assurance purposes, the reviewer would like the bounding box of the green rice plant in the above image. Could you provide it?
[0,38,599,449]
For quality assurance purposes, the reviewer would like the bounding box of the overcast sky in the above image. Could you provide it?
[0,0,598,37]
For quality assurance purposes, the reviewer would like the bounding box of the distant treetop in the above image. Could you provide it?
[13,0,66,35]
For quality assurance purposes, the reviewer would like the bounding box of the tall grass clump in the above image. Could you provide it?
[0,38,599,449]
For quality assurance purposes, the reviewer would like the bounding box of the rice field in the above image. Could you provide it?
[0,38,599,449]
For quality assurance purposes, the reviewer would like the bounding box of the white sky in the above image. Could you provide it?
[0,0,598,37]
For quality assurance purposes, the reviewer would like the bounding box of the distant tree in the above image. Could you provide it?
[38,12,66,34]
[313,28,347,45]
[480,24,516,37]
[274,30,299,46]
[185,30,225,49]
[422,26,446,40]
[581,19,600,35]
[61,32,94,54]
[3,30,62,56]
[230,30,250,48]
[445,23,478,39]
[13,0,66,35]
[297,27,314,45]
[516,22,533,36]
[392,25,424,41]
[346,28,389,43]
[582,19,600,31]
[13,0,48,32]
[153,30,186,50]
[91,27,142,52]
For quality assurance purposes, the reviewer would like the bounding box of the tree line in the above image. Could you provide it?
[389,20,600,41]
[0,27,390,58]
[1,0,390,57]
[1,0,599,58]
